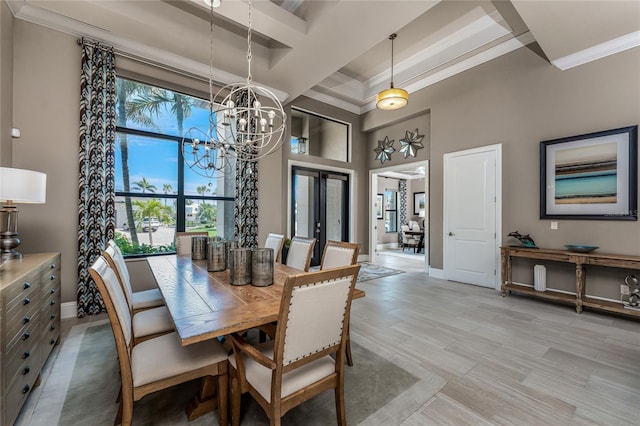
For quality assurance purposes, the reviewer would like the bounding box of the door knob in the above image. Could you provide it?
[448,232,455,236]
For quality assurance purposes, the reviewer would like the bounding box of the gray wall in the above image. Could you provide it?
[0,1,13,166]
[363,45,640,277]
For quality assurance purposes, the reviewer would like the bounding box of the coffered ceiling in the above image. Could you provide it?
[6,0,640,114]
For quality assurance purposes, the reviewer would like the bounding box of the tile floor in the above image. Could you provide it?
[16,255,640,425]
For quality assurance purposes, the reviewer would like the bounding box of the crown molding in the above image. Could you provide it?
[301,89,362,115]
[551,31,640,71]
[8,0,290,102]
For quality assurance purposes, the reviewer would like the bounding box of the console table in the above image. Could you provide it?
[500,246,640,318]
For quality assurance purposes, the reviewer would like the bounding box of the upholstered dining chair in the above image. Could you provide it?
[105,240,164,313]
[319,240,361,367]
[284,236,316,271]
[400,225,418,252]
[89,256,228,426]
[103,244,173,345]
[175,231,210,255]
[228,264,360,426]
[263,233,285,263]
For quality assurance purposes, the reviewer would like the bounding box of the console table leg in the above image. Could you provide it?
[575,263,586,313]
[500,249,510,296]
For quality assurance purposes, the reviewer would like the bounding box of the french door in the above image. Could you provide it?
[291,167,349,266]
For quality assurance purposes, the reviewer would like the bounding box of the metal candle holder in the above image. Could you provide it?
[191,236,208,260]
[229,247,252,285]
[207,240,226,272]
[251,248,274,287]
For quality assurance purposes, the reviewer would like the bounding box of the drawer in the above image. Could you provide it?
[4,295,40,341]
[42,321,60,359]
[41,288,60,311]
[5,340,40,391]
[40,265,60,292]
[3,269,40,311]
[5,314,41,359]
[4,359,41,426]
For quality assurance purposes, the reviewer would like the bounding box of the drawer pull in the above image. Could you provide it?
[23,316,31,324]
[22,385,30,394]
[50,313,56,320]
[23,351,30,359]
[23,366,30,375]
[23,297,30,305]
[50,274,56,280]
[23,282,31,289]
[50,263,56,269]
[22,332,30,341]
[50,299,56,305]
[50,339,55,345]
[50,325,56,331]
[51,288,56,294]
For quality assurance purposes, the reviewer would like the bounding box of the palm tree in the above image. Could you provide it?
[133,177,156,194]
[128,89,206,137]
[198,202,216,227]
[162,183,173,207]
[116,79,157,247]
[132,199,171,247]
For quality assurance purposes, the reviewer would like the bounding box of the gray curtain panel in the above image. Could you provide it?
[77,39,116,317]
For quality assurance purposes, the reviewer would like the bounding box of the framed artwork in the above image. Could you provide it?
[540,125,638,220]
[376,194,384,219]
[413,192,425,215]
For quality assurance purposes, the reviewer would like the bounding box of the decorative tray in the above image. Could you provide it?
[564,244,599,253]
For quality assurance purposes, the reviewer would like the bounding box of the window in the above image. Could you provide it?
[114,77,235,255]
[384,189,397,233]
[290,108,349,162]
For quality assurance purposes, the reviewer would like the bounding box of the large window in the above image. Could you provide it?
[115,77,235,255]
[384,189,397,233]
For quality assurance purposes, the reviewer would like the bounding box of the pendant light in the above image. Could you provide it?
[376,33,408,110]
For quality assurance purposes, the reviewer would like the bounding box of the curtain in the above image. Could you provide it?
[232,88,259,248]
[398,179,407,244]
[77,39,116,317]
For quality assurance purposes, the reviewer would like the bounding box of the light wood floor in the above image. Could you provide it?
[18,255,640,425]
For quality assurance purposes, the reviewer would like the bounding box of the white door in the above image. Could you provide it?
[444,145,501,288]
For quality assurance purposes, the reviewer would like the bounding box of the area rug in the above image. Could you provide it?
[357,262,404,283]
[30,322,423,425]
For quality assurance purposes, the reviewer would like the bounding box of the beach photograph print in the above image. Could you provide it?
[554,142,617,205]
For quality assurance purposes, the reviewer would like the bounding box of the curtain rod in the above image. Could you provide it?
[77,37,113,52]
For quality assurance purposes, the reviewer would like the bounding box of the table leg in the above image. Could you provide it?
[186,376,219,420]
[575,263,586,313]
[501,251,510,296]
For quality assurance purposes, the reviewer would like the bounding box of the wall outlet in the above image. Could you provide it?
[621,284,630,294]
[550,221,558,230]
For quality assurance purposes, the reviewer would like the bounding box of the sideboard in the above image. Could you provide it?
[0,253,61,425]
[500,246,640,318]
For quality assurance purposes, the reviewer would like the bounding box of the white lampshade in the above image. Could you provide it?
[0,167,47,204]
[419,209,425,218]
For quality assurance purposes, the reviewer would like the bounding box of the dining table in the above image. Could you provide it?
[145,254,365,419]
[404,229,424,253]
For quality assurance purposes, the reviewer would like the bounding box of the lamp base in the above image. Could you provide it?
[1,248,23,261]
[1,207,22,261]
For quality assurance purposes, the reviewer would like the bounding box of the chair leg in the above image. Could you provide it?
[217,373,228,426]
[230,375,241,426]
[335,385,346,426]
[345,333,354,367]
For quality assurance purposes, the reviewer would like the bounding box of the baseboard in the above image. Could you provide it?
[428,267,444,279]
[376,243,399,249]
[61,301,77,319]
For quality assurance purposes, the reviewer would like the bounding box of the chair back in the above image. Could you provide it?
[89,256,134,352]
[88,256,135,402]
[408,220,419,230]
[264,233,285,262]
[175,231,210,255]
[285,236,316,271]
[103,242,134,310]
[320,240,360,270]
[273,265,360,368]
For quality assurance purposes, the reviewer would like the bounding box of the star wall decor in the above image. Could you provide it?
[374,136,395,164]
[399,128,425,158]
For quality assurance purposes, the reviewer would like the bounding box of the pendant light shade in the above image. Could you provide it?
[377,33,408,111]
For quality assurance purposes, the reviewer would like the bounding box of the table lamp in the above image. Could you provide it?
[0,167,47,261]
[419,209,425,228]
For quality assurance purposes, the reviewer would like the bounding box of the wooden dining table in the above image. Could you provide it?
[145,254,365,419]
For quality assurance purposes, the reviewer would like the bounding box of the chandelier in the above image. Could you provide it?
[182,0,287,179]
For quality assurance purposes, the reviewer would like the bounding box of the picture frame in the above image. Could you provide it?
[376,194,384,219]
[413,192,425,215]
[540,125,638,220]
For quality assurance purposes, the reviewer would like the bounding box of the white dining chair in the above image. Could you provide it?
[105,241,164,313]
[103,245,174,345]
[89,256,228,426]
[285,236,316,271]
[228,264,360,426]
[400,225,418,252]
[175,231,210,255]
[319,240,361,367]
[263,233,285,263]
